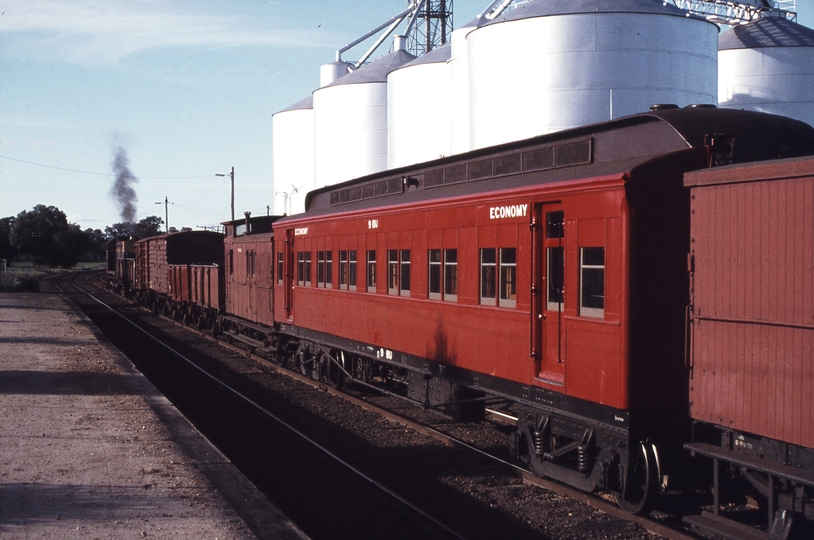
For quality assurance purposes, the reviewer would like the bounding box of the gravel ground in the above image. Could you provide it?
[126,305,670,540]
[0,292,268,539]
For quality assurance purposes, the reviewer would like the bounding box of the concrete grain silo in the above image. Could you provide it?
[466,0,719,150]
[719,15,814,127]
[387,43,452,169]
[272,96,314,215]
[313,38,415,187]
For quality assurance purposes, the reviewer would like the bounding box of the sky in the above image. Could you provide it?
[1,0,813,233]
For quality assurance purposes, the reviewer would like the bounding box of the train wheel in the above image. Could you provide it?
[616,442,661,515]
[329,356,345,390]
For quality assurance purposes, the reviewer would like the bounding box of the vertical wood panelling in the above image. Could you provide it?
[690,172,814,449]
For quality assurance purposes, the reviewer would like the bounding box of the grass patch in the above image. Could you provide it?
[0,261,104,292]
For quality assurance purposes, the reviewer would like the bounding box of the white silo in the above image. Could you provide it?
[313,39,416,187]
[466,0,719,150]
[388,43,452,169]
[272,96,314,216]
[719,15,814,127]
[448,19,479,155]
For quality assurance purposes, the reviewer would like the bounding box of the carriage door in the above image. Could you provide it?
[284,229,295,321]
[532,203,566,385]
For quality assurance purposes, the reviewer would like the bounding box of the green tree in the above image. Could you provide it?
[134,215,164,238]
[10,205,75,267]
[0,216,18,263]
[104,215,163,240]
[83,228,107,261]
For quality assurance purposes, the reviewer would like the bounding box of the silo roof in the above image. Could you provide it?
[394,43,451,71]
[322,49,417,87]
[276,95,313,114]
[482,0,702,25]
[719,16,814,50]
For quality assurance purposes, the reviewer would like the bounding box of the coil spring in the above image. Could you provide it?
[533,430,549,457]
[577,444,593,473]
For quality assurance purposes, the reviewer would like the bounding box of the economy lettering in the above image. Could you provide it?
[489,204,528,220]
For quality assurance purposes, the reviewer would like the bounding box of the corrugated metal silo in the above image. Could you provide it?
[313,41,416,187]
[387,43,452,169]
[467,0,719,150]
[272,96,314,215]
[719,15,814,127]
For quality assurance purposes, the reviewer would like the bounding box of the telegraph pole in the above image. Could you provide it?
[155,196,170,232]
[216,167,235,221]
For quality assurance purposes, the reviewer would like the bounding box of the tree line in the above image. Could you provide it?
[0,204,164,268]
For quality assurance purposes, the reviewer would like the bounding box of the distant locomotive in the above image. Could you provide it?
[108,107,814,538]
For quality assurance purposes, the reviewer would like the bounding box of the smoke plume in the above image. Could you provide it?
[110,145,139,223]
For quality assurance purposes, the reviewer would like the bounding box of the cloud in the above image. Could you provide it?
[1,0,331,66]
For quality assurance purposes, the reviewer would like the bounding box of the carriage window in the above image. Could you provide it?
[480,248,496,306]
[387,249,411,297]
[499,248,517,308]
[400,250,410,297]
[547,210,564,239]
[580,247,605,318]
[246,250,256,276]
[367,250,377,293]
[339,251,348,289]
[429,249,441,300]
[317,251,332,288]
[546,210,565,311]
[229,250,234,276]
[318,251,325,285]
[388,250,398,295]
[277,252,283,285]
[444,249,458,302]
[349,250,357,291]
[297,252,305,286]
[547,247,564,310]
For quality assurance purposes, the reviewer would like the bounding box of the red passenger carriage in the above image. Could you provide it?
[110,106,814,530]
[268,108,814,512]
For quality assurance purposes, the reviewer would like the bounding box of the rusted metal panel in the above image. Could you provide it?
[688,157,814,449]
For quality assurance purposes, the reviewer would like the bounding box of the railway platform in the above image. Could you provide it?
[0,291,308,540]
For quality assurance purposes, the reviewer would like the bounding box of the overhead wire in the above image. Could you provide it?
[0,154,212,180]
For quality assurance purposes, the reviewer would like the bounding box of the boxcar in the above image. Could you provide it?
[134,230,224,311]
[684,156,814,532]
[105,236,137,293]
[220,215,281,347]
[269,107,814,512]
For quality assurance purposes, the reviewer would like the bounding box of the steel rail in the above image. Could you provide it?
[58,272,471,540]
[71,271,703,540]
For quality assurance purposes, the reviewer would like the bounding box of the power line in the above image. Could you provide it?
[0,154,213,180]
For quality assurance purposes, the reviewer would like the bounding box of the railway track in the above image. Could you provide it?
[53,271,467,540]
[52,271,718,540]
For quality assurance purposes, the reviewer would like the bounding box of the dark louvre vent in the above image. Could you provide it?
[555,141,592,167]
[425,169,444,187]
[494,154,521,176]
[468,159,493,180]
[523,140,592,172]
[328,138,593,205]
[445,164,467,184]
[523,147,554,171]
[331,177,403,206]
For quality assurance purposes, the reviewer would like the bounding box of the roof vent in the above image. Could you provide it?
[650,104,679,111]
[686,104,717,108]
